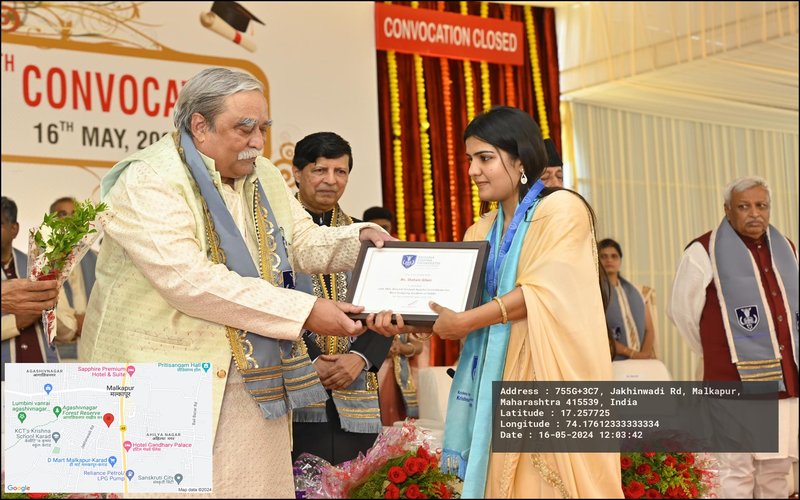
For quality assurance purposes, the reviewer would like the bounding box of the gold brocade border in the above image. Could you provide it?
[740,371,783,380]
[285,378,325,392]
[338,412,381,419]
[393,354,417,392]
[296,201,354,356]
[243,372,282,382]
[253,184,283,288]
[737,358,782,367]
[530,454,572,499]
[283,371,319,385]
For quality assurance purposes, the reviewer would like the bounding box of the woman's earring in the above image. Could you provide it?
[520,170,528,185]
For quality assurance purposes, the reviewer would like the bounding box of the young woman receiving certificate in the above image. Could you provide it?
[428,107,622,498]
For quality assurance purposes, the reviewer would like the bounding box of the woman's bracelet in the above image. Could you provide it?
[493,296,508,324]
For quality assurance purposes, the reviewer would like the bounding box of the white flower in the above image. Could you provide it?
[38,224,52,246]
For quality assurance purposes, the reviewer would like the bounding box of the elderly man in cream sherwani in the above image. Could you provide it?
[78,68,393,498]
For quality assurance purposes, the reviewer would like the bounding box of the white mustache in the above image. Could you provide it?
[238,149,261,160]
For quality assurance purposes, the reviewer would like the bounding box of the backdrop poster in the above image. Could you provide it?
[1,1,382,237]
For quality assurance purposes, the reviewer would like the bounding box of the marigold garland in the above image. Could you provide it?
[503,4,517,107]
[438,1,461,241]
[387,49,406,241]
[524,6,550,139]
[479,2,491,112]
[411,2,436,242]
[460,1,481,222]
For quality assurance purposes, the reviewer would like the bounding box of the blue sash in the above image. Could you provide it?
[442,181,544,498]
[178,132,326,418]
[607,277,646,360]
[711,218,799,392]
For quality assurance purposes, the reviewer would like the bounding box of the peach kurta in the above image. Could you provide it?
[464,191,623,499]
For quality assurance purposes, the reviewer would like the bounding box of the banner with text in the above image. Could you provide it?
[0,2,383,240]
[375,3,524,65]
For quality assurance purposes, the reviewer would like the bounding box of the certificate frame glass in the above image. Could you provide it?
[345,241,489,326]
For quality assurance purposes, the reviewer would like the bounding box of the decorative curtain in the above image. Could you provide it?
[376,1,561,366]
[570,101,800,381]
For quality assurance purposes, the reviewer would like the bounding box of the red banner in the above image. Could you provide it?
[375,3,524,66]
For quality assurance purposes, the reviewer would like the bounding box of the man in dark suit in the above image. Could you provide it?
[290,132,392,464]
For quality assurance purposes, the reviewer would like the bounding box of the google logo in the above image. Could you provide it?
[6,485,31,492]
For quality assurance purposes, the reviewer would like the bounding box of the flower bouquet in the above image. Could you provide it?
[621,452,718,499]
[294,421,462,499]
[27,199,108,344]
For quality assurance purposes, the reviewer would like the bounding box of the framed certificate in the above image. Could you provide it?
[345,241,489,326]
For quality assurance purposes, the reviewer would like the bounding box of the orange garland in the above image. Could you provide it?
[438,1,461,241]
[503,4,517,107]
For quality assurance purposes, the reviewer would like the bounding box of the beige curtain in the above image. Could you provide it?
[567,102,799,381]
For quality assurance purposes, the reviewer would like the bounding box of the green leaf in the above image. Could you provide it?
[33,199,107,275]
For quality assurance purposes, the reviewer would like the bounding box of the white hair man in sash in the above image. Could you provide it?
[78,68,394,498]
[668,176,798,498]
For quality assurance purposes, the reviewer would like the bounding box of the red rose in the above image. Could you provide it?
[417,446,431,461]
[385,483,400,499]
[416,457,431,472]
[689,485,698,497]
[683,453,695,465]
[636,464,652,475]
[647,472,661,485]
[646,488,662,499]
[627,480,646,499]
[405,484,421,499]
[404,457,421,476]
[682,470,691,479]
[676,462,687,472]
[435,482,451,499]
[663,455,677,468]
[643,452,656,458]
[621,456,633,469]
[388,466,407,484]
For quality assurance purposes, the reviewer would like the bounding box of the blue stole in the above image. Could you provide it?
[607,277,646,360]
[442,181,544,498]
[178,131,327,418]
[711,218,799,392]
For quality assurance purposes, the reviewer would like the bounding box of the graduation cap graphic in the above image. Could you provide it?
[200,1,264,52]
[211,1,264,32]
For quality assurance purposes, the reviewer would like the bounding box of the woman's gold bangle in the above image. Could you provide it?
[493,296,508,324]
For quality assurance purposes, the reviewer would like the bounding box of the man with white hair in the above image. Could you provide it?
[668,176,798,498]
[79,67,394,497]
